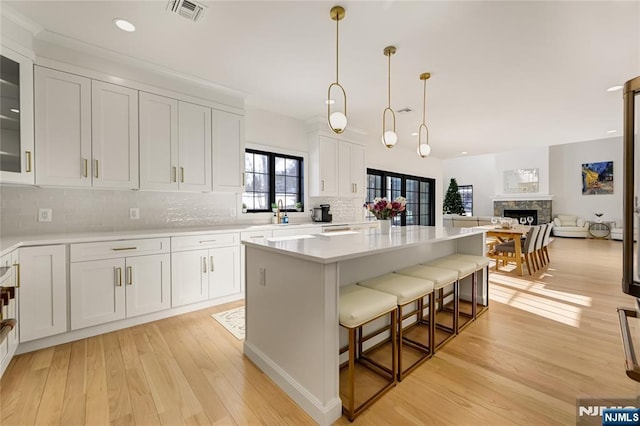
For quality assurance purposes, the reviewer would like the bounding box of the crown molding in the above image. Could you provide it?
[0,4,43,36]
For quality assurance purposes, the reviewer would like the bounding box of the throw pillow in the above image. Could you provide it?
[553,218,561,227]
[576,218,585,227]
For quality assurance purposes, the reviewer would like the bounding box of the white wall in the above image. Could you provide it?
[549,137,623,223]
[443,154,495,216]
[245,106,307,152]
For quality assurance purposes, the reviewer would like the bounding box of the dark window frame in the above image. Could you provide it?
[244,149,304,213]
[366,168,436,226]
[458,184,473,216]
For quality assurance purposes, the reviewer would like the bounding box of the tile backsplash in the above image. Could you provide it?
[0,186,367,237]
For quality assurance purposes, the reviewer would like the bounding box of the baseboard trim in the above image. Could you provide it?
[243,341,342,426]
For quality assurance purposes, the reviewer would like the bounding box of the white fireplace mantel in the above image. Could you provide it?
[491,194,554,202]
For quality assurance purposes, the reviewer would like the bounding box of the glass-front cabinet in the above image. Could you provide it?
[0,45,34,184]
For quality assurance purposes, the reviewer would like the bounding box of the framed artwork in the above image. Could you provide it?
[582,161,613,195]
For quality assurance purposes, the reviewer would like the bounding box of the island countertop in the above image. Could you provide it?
[241,225,485,264]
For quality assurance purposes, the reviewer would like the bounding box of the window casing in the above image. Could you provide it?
[243,149,303,212]
[366,168,435,226]
[458,185,473,216]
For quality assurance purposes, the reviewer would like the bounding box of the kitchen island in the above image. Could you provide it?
[242,225,487,425]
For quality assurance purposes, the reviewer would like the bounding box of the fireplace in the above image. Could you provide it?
[504,209,538,225]
[493,198,552,224]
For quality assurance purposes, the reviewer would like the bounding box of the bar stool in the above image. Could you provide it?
[394,265,459,350]
[439,254,490,318]
[425,257,478,332]
[339,284,398,421]
[358,273,435,381]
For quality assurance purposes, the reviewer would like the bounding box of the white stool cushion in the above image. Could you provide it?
[339,285,397,328]
[358,274,434,305]
[445,254,490,269]
[394,265,458,289]
[425,258,476,277]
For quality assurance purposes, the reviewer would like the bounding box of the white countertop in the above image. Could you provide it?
[242,225,485,264]
[0,221,365,257]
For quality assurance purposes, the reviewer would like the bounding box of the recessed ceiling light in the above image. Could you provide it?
[325,99,335,105]
[461,151,468,155]
[411,132,418,136]
[607,129,617,134]
[10,108,19,114]
[113,18,135,32]
[607,85,623,92]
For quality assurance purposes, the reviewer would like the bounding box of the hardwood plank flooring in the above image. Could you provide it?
[1,237,637,425]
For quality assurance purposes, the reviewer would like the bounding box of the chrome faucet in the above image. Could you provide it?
[277,199,284,224]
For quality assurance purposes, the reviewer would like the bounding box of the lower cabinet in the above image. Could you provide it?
[171,233,240,307]
[18,245,67,342]
[69,239,171,330]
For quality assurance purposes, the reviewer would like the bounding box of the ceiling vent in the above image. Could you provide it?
[398,107,413,114]
[167,0,207,22]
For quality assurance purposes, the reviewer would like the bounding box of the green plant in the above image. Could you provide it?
[242,203,247,209]
[443,178,465,215]
[295,202,302,208]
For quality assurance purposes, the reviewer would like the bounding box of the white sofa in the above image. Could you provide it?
[443,214,493,227]
[552,214,589,238]
[610,222,638,241]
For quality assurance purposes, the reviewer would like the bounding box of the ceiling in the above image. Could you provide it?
[4,1,639,159]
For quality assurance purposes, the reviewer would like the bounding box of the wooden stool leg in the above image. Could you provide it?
[471,271,477,320]
[454,281,460,334]
[348,327,356,420]
[429,292,435,353]
[397,305,403,381]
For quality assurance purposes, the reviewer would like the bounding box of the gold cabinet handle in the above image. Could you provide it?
[355,183,357,193]
[111,247,137,251]
[321,180,325,191]
[25,151,32,173]
[94,159,99,179]
[242,172,245,186]
[83,158,88,178]
[115,267,122,287]
[180,167,185,183]
[126,266,133,286]
[13,263,20,288]
[172,166,177,183]
[202,257,207,273]
[210,256,214,272]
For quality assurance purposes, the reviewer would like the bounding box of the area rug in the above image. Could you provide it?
[211,306,245,340]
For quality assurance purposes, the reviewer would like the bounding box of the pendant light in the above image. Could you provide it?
[382,46,397,148]
[327,6,347,134]
[417,72,431,157]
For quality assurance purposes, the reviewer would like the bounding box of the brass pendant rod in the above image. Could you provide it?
[422,77,427,126]
[387,51,391,108]
[335,14,339,84]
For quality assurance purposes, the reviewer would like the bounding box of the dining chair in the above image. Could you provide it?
[541,222,554,263]
[494,225,541,275]
[534,223,548,268]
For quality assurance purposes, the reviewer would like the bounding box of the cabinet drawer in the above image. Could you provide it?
[240,230,273,241]
[70,238,170,262]
[172,233,239,252]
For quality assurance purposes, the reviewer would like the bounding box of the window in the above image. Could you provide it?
[366,168,435,226]
[458,185,473,216]
[243,149,303,212]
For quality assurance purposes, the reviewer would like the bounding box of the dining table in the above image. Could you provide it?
[477,224,529,276]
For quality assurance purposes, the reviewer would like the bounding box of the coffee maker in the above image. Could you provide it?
[311,204,332,222]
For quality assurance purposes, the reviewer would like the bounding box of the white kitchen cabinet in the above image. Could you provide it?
[140,93,212,192]
[240,230,273,292]
[338,142,365,197]
[0,45,34,185]
[0,250,19,378]
[212,109,244,193]
[171,233,241,307]
[18,245,67,342]
[91,80,139,189]
[139,92,179,190]
[34,66,91,187]
[308,135,338,197]
[70,239,171,330]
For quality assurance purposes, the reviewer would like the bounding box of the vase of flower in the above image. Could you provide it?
[363,196,406,234]
[378,219,391,234]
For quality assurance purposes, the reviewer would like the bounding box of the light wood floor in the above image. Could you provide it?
[1,237,637,425]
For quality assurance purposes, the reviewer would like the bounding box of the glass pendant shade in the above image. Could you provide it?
[417,143,431,157]
[417,72,431,158]
[382,131,398,148]
[329,111,348,133]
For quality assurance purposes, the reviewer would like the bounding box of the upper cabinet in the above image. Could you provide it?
[212,109,244,193]
[338,142,365,197]
[91,81,139,189]
[0,46,34,185]
[139,93,212,192]
[35,67,139,189]
[308,135,338,197]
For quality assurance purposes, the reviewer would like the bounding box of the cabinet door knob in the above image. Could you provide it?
[83,158,88,178]
[181,167,185,183]
[210,256,214,272]
[172,166,177,183]
[202,257,207,273]
[321,180,325,191]
[94,159,99,179]
[126,266,133,285]
[13,263,20,288]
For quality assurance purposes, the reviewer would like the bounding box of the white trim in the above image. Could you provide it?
[36,30,247,100]
[0,38,35,61]
[16,293,243,355]
[1,4,44,36]
[243,341,342,426]
[34,60,244,115]
[491,194,554,201]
